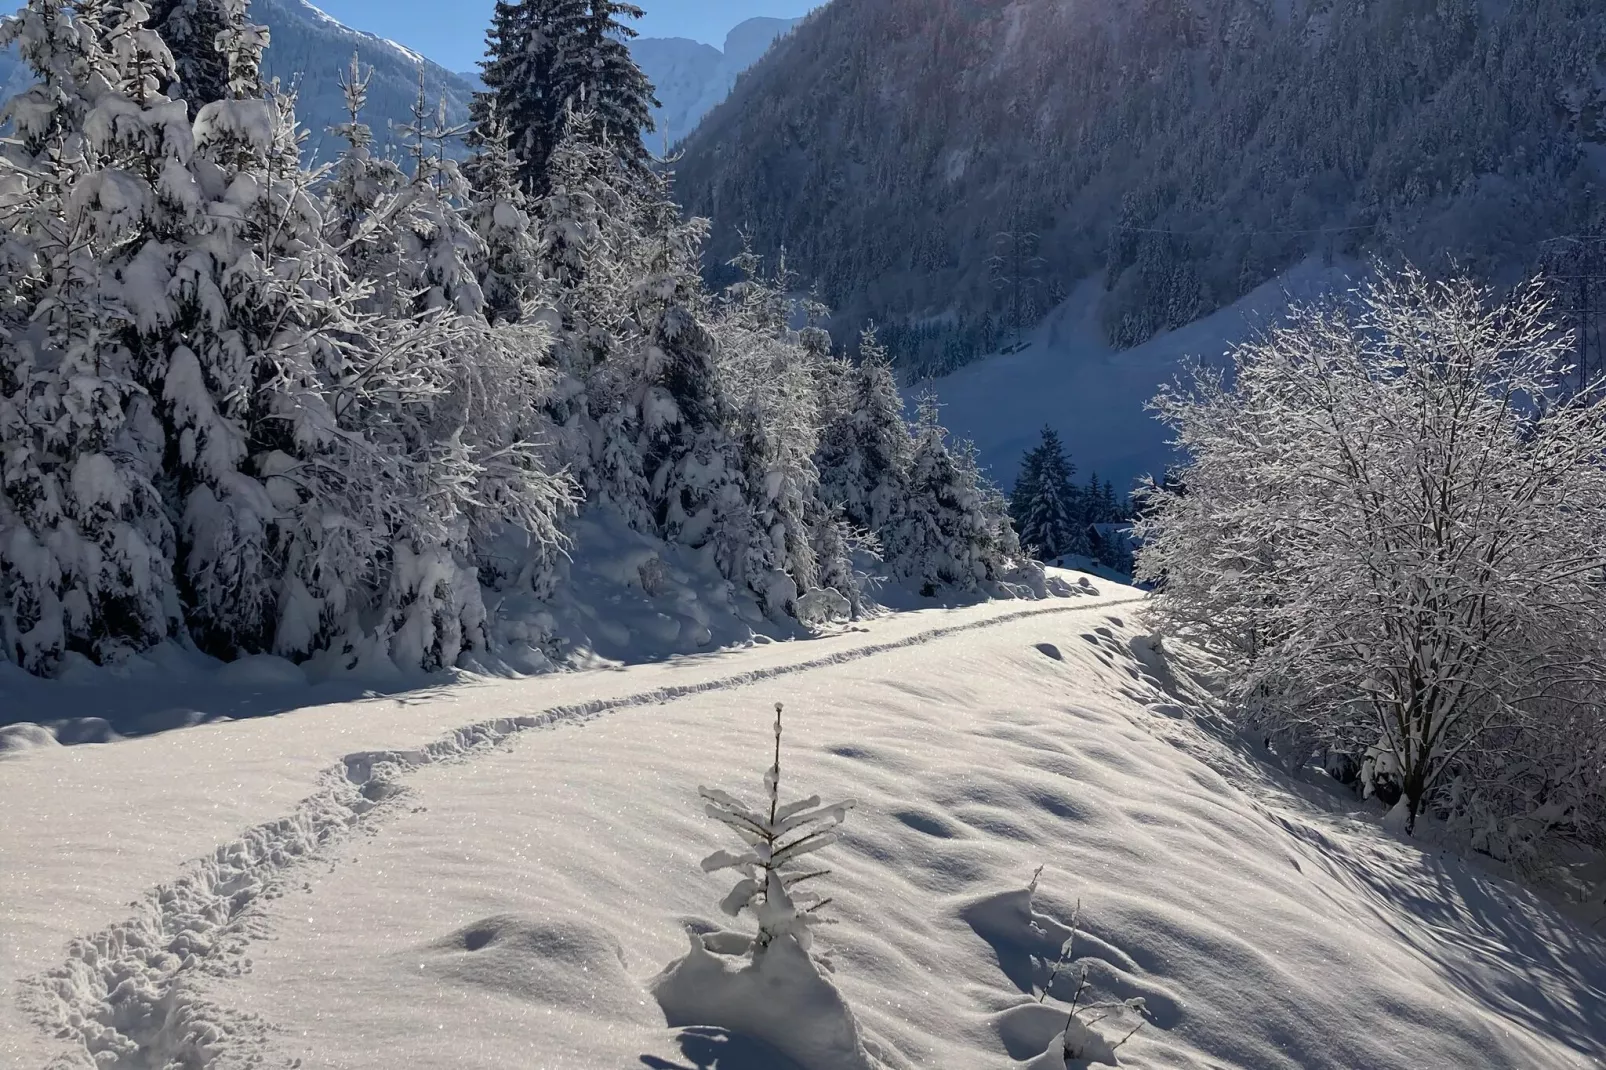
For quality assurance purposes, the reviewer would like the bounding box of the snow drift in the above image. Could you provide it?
[2,580,1602,1069]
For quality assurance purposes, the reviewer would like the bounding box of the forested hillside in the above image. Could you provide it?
[677,0,1606,374]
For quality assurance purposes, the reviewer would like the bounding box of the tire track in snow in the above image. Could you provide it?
[19,593,1144,1069]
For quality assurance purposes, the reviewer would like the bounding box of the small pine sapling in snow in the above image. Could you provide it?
[652,702,877,1069]
[699,702,856,955]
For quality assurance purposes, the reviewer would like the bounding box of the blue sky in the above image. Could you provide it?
[310,1,820,74]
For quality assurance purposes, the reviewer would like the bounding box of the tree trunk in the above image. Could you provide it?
[1402,768,1427,836]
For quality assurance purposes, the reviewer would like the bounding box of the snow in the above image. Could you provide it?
[0,722,59,757]
[212,654,308,688]
[294,0,346,29]
[292,0,423,71]
[653,928,880,1070]
[380,38,427,66]
[3,575,1603,1069]
[925,261,1353,491]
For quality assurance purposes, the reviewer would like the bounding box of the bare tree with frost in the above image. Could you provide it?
[1139,269,1606,848]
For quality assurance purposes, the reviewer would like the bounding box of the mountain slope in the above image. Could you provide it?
[676,0,1606,375]
[0,0,474,161]
[928,259,1349,493]
[0,6,789,160]
[630,16,801,147]
[248,0,474,157]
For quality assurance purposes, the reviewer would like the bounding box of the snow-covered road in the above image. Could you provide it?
[1,587,1134,1068]
[4,582,1604,1070]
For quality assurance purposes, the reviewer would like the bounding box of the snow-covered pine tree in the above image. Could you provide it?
[652,700,877,1070]
[568,0,655,169]
[48,0,295,658]
[1104,478,1124,521]
[884,394,1017,597]
[3,0,101,158]
[463,101,540,324]
[371,318,576,673]
[326,67,487,324]
[1081,472,1127,525]
[529,113,638,506]
[0,0,179,671]
[611,166,758,595]
[1010,440,1043,528]
[0,0,573,677]
[394,72,486,319]
[340,84,572,670]
[715,245,855,618]
[146,0,234,114]
[816,328,913,540]
[108,1,566,668]
[530,111,614,306]
[322,53,408,306]
[807,511,864,620]
[967,436,1029,581]
[1009,427,1087,561]
[284,94,571,666]
[793,324,861,620]
[473,0,655,196]
[0,0,322,662]
[698,701,856,953]
[474,0,559,194]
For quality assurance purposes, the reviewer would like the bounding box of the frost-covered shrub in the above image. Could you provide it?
[1139,268,1606,849]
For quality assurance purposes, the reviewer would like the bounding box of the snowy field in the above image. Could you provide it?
[928,262,1353,490]
[3,575,1604,1070]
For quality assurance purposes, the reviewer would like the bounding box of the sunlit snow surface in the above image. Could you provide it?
[2,575,1603,1069]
